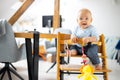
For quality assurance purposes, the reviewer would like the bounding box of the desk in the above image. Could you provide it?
[14,32,57,80]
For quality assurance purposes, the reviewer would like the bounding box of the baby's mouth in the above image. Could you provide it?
[82,23,87,25]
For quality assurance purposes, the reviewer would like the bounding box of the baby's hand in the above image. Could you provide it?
[71,36,78,43]
[82,37,90,44]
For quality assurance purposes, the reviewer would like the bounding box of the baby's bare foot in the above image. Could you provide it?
[95,64,102,70]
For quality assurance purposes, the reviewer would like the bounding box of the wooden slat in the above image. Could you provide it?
[57,31,61,80]
[60,39,102,46]
[9,0,34,25]
[53,0,60,30]
[40,33,57,38]
[15,32,33,38]
[60,53,106,58]
[14,32,57,38]
[59,34,71,40]
[60,65,111,72]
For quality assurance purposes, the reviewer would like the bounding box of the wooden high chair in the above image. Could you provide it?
[56,32,111,80]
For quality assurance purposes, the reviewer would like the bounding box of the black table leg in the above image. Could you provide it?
[25,38,33,80]
[25,31,39,80]
[33,32,39,80]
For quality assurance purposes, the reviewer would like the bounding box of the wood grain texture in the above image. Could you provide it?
[53,0,60,30]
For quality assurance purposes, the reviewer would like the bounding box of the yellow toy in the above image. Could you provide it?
[77,47,98,80]
[77,64,98,80]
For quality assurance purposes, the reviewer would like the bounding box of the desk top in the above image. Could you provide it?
[14,32,101,45]
[14,32,57,38]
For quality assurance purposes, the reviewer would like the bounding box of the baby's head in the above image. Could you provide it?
[77,8,92,29]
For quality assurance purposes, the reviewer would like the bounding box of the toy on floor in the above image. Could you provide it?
[77,47,98,80]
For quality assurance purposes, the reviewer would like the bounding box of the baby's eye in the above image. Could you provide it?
[86,18,88,20]
[80,18,83,20]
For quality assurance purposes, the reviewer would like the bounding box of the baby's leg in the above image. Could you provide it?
[85,44,101,69]
[70,45,82,56]
[70,50,77,56]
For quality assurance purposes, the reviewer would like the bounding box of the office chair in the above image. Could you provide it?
[46,28,72,73]
[0,19,25,80]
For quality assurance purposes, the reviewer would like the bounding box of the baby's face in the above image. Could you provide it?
[77,10,92,29]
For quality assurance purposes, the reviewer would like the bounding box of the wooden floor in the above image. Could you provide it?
[0,58,120,80]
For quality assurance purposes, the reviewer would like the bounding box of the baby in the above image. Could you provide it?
[70,8,101,70]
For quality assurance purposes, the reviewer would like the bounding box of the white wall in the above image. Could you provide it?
[0,0,17,20]
[0,0,120,37]
[60,0,120,37]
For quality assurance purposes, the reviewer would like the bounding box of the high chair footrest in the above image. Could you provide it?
[60,64,111,72]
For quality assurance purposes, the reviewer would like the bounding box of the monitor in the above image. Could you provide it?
[42,15,62,27]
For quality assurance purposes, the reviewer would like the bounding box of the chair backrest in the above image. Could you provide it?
[0,19,22,62]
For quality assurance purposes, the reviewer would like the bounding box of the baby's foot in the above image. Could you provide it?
[95,64,102,70]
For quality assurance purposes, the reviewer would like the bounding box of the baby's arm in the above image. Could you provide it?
[71,35,79,43]
[82,36,97,44]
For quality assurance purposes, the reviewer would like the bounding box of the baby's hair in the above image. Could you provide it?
[77,8,92,19]
[78,8,92,15]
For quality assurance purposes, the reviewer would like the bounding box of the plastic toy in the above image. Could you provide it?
[77,47,98,80]
[77,64,98,80]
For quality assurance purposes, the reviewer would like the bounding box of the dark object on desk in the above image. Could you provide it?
[42,15,62,27]
[0,19,25,80]
[42,15,62,34]
[115,40,120,64]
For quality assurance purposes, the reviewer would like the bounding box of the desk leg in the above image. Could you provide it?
[25,38,33,80]
[33,32,39,80]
